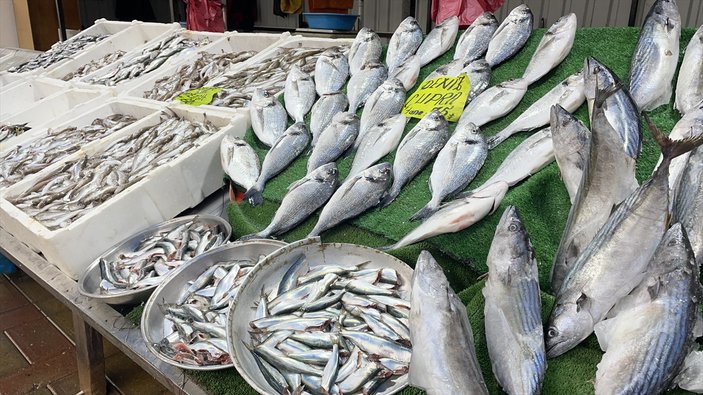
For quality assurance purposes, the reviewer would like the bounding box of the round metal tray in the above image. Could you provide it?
[78,214,232,305]
[141,239,287,371]
[227,237,414,394]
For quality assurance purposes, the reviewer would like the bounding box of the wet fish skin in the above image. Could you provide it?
[250,88,288,147]
[454,12,498,63]
[347,62,387,113]
[672,146,703,266]
[387,55,422,91]
[285,65,317,123]
[485,4,533,68]
[628,0,681,111]
[307,112,359,173]
[522,13,577,84]
[409,251,489,395]
[483,206,545,395]
[675,25,703,115]
[220,135,260,191]
[347,114,408,179]
[314,47,350,96]
[386,16,423,73]
[348,27,383,75]
[549,105,590,204]
[310,92,349,147]
[358,78,406,145]
[457,78,529,129]
[464,59,492,104]
[416,16,460,67]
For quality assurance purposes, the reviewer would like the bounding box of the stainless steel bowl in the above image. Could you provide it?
[78,214,232,305]
[227,237,414,394]
[141,239,287,371]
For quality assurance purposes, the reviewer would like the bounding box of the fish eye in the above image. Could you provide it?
[547,327,559,338]
[508,223,519,232]
[593,66,601,73]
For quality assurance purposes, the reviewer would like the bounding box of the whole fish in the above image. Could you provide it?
[675,25,703,115]
[347,62,387,113]
[487,72,585,149]
[456,78,529,129]
[314,47,349,96]
[485,4,534,68]
[593,224,701,395]
[628,0,681,111]
[386,16,423,73]
[284,65,316,123]
[387,55,422,91]
[219,135,260,191]
[244,123,311,207]
[348,27,383,75]
[483,206,545,395]
[307,163,392,237]
[410,122,487,221]
[307,112,359,173]
[583,57,642,158]
[464,59,492,104]
[10,34,107,73]
[673,146,703,266]
[240,163,338,240]
[522,13,577,84]
[424,59,467,81]
[550,105,590,204]
[249,88,288,147]
[408,251,489,395]
[380,110,450,207]
[545,117,703,358]
[310,92,349,147]
[347,114,408,179]
[416,16,460,67]
[358,78,406,145]
[454,12,499,63]
[383,181,508,251]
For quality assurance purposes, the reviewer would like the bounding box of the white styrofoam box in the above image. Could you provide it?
[0,71,28,90]
[0,77,70,119]
[0,100,247,279]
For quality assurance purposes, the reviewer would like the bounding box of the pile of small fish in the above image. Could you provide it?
[245,257,411,394]
[98,219,227,294]
[87,34,207,86]
[0,114,137,188]
[11,113,218,229]
[0,123,31,143]
[9,34,107,73]
[144,50,257,101]
[61,50,126,81]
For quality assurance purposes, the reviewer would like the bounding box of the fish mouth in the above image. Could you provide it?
[545,339,569,358]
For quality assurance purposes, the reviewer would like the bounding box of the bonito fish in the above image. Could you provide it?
[672,146,703,266]
[675,25,703,115]
[550,105,590,204]
[521,13,577,84]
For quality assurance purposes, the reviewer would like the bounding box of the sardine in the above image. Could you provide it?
[307,112,359,173]
[250,88,288,147]
[347,62,387,113]
[347,114,408,179]
[672,146,703,266]
[220,136,260,191]
[522,13,577,84]
[457,78,529,129]
[386,16,423,73]
[314,47,349,96]
[674,25,703,115]
[550,105,590,204]
[310,92,349,147]
[387,55,422,91]
[485,4,533,68]
[454,12,498,63]
[285,65,316,123]
[348,27,383,75]
[358,78,406,145]
[416,16,460,67]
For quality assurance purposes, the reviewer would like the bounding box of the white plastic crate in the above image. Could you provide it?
[0,77,70,118]
[0,71,29,89]
[0,99,247,279]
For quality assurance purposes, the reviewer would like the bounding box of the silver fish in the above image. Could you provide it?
[464,59,492,104]
[380,109,450,207]
[358,78,406,145]
[416,16,460,67]
[387,54,422,91]
[220,135,260,191]
[310,92,349,147]
[386,16,423,73]
[285,65,317,123]
[348,27,383,75]
[347,114,408,179]
[549,105,590,204]
[454,12,498,63]
[10,34,107,73]
[522,13,577,84]
[457,78,529,129]
[249,88,288,147]
[409,251,489,395]
[628,0,681,111]
[347,62,387,113]
[314,47,349,96]
[307,112,359,173]
[677,351,703,393]
[483,206,545,395]
[424,58,467,81]
[245,122,311,207]
[485,4,533,68]
[307,162,392,237]
[673,146,703,266]
[675,25,703,115]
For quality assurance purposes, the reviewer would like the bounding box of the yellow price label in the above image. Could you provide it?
[175,87,223,106]
[401,73,470,122]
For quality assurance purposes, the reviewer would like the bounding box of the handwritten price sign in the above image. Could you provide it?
[401,73,471,122]
[175,87,223,106]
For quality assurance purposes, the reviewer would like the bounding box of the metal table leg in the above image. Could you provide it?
[72,312,107,395]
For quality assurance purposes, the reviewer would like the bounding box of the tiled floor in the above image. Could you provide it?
[0,271,170,395]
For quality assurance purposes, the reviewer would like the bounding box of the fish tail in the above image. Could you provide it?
[409,202,438,222]
[378,243,397,251]
[379,188,399,208]
[243,186,264,207]
[646,114,703,165]
[486,132,508,150]
[593,77,622,110]
[237,232,264,241]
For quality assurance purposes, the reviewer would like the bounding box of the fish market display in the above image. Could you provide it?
[593,224,701,394]
[347,62,387,113]
[315,47,350,96]
[487,72,585,149]
[675,25,703,115]
[88,34,207,86]
[348,27,383,75]
[424,58,467,81]
[628,0,681,111]
[387,55,422,92]
[673,146,703,265]
[454,12,498,63]
[245,122,311,207]
[310,92,349,147]
[415,16,459,67]
[521,13,577,84]
[358,78,406,145]
[485,4,533,68]
[240,164,338,240]
[245,257,412,394]
[62,50,126,81]
[11,113,218,229]
[220,135,260,191]
[308,163,392,237]
[483,206,545,395]
[409,251,488,395]
[144,51,256,101]
[249,88,288,147]
[0,123,31,143]
[307,112,359,173]
[656,104,703,198]
[386,16,423,73]
[347,114,408,179]
[284,65,316,123]
[9,34,107,73]
[545,119,703,358]
[456,78,528,129]
[550,105,590,204]
[0,114,138,188]
[98,218,227,294]
[380,110,449,207]
[423,59,491,105]
[410,122,487,221]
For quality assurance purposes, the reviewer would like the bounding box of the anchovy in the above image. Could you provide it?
[454,12,498,63]
[310,92,349,147]
[456,78,528,129]
[10,34,107,73]
[307,112,359,173]
[386,16,423,73]
[348,27,383,75]
[285,65,317,123]
[416,16,459,66]
[675,25,703,115]
[550,105,590,204]
[62,50,126,81]
[249,88,288,147]
[522,13,577,84]
[485,4,533,68]
[220,136,260,191]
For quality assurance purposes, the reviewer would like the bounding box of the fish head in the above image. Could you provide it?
[383,78,407,95]
[400,16,421,33]
[547,13,577,36]
[251,88,274,106]
[421,109,448,130]
[508,4,533,23]
[550,104,577,130]
[488,206,533,268]
[466,59,490,74]
[358,27,375,41]
[311,162,339,185]
[365,162,393,183]
[333,111,360,127]
[649,0,681,30]
[545,293,595,358]
[453,122,483,141]
[583,57,617,100]
[412,251,450,297]
[476,12,498,27]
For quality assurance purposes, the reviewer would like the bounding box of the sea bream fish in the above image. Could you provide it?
[249,88,288,147]
[348,27,383,75]
[454,12,498,63]
[314,46,349,96]
[416,16,460,67]
[307,112,359,173]
[347,114,408,179]
[522,13,577,84]
[485,4,534,68]
[219,135,260,191]
[549,105,590,204]
[358,78,406,146]
[387,54,422,91]
[284,65,316,123]
[347,62,387,113]
[464,59,492,104]
[675,25,703,115]
[628,0,681,111]
[456,78,529,129]
[310,92,349,147]
[386,16,423,73]
[673,146,703,266]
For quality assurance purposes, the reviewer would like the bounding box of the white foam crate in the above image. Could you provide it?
[0,70,30,89]
[0,100,247,279]
[0,77,70,119]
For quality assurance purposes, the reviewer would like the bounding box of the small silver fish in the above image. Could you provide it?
[485,4,533,68]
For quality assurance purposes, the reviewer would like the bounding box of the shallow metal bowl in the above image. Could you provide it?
[227,237,414,394]
[78,214,232,305]
[142,239,287,371]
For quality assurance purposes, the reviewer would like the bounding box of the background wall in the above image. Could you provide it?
[1,0,20,47]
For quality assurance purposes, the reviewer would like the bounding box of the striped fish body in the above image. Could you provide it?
[673,146,703,266]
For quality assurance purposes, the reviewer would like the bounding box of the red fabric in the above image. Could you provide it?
[186,0,225,32]
[432,0,504,26]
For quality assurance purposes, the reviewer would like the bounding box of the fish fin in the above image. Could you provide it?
[593,78,622,110]
[409,204,437,222]
[645,114,703,165]
[243,187,264,207]
[379,189,399,208]
[593,315,622,352]
[287,177,308,192]
[575,292,591,313]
